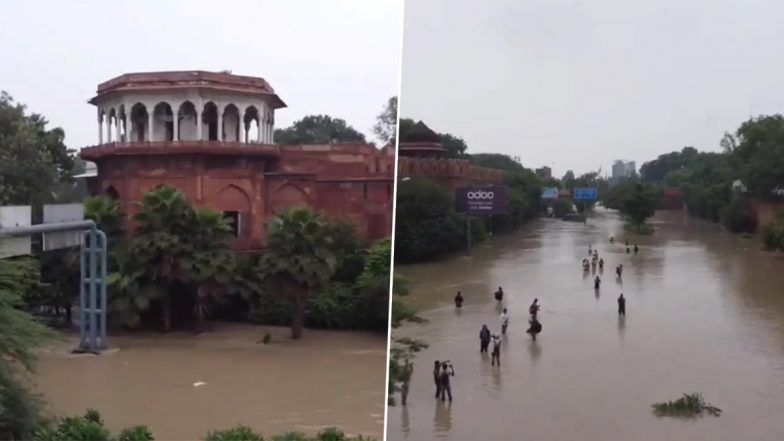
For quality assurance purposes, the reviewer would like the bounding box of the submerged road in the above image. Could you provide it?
[388,210,784,441]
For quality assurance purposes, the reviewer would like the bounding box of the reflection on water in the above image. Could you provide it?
[433,401,452,435]
[34,323,386,440]
[388,210,784,441]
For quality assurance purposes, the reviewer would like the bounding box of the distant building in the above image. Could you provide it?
[535,166,552,179]
[612,160,636,179]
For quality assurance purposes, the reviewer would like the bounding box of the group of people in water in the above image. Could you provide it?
[439,236,638,401]
[588,239,631,316]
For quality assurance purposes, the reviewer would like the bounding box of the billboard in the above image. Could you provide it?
[455,186,508,214]
[43,203,85,251]
[573,187,598,201]
[541,187,559,199]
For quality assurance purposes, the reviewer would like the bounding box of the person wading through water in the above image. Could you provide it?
[454,291,464,308]
[439,362,455,402]
[491,334,502,366]
[618,293,626,317]
[433,361,442,398]
[479,325,491,353]
[529,298,540,319]
[494,286,504,302]
[500,308,510,334]
[594,275,601,290]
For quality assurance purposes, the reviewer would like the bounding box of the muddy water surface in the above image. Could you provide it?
[35,323,387,440]
[388,210,784,441]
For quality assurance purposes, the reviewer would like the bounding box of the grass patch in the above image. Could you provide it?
[652,393,721,418]
[740,232,754,239]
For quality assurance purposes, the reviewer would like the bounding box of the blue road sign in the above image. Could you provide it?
[541,187,559,199]
[573,187,598,201]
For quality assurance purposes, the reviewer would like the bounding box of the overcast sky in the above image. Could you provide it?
[401,0,784,177]
[0,0,402,150]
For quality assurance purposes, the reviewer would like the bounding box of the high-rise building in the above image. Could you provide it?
[536,166,552,179]
[612,160,636,179]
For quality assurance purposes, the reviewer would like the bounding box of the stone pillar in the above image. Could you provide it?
[125,117,131,143]
[107,117,113,143]
[196,108,202,141]
[98,116,103,144]
[147,111,154,142]
[262,111,268,143]
[217,110,224,142]
[267,110,275,144]
[115,116,121,143]
[257,114,263,143]
[173,111,179,142]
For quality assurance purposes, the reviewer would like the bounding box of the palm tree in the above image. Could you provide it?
[260,208,337,339]
[84,196,123,240]
[131,186,193,331]
[180,208,234,333]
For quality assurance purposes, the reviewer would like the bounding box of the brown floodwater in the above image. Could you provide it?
[33,323,387,440]
[388,209,784,441]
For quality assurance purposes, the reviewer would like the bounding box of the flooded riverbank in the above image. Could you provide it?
[34,323,387,440]
[388,210,784,441]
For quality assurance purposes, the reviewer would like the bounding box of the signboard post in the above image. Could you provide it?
[455,186,509,254]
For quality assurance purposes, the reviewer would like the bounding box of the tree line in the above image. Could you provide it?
[638,114,784,247]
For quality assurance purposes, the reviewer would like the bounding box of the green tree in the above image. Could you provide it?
[730,115,784,197]
[469,153,523,172]
[0,241,53,439]
[274,115,366,144]
[84,197,123,241]
[440,133,468,158]
[260,208,337,339]
[130,186,194,331]
[179,208,235,333]
[388,338,428,406]
[561,170,576,189]
[0,92,75,206]
[618,181,659,227]
[372,96,397,144]
[394,178,465,263]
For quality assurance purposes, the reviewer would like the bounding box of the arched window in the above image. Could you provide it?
[152,102,174,142]
[105,185,119,200]
[202,102,218,141]
[178,101,198,141]
[244,106,260,143]
[130,103,148,142]
[223,104,241,142]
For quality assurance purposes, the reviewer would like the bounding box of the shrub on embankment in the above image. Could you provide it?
[24,409,374,441]
[763,212,784,251]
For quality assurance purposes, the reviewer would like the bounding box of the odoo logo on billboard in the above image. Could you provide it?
[466,190,495,200]
[455,186,508,214]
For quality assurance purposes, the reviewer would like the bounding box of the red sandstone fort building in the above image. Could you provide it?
[80,71,394,250]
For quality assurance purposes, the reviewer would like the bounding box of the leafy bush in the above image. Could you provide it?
[552,199,574,218]
[762,213,784,251]
[652,393,721,418]
[117,425,155,441]
[205,425,264,441]
[32,410,113,441]
[721,194,756,233]
[394,178,465,263]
